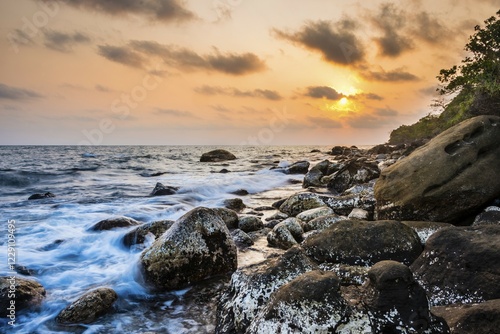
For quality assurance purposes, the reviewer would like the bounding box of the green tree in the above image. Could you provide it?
[438,10,500,96]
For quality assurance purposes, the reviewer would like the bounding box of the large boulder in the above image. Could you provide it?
[56,287,117,324]
[200,149,236,162]
[432,299,500,334]
[275,160,310,174]
[140,207,237,291]
[327,159,380,194]
[0,277,45,317]
[375,116,500,224]
[302,214,344,232]
[122,220,174,248]
[89,217,141,231]
[302,220,422,266]
[216,247,317,333]
[302,160,333,188]
[410,225,500,305]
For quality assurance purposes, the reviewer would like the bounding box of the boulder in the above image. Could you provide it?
[56,287,117,324]
[410,225,500,305]
[213,208,239,229]
[283,160,310,174]
[401,221,453,245]
[303,160,334,188]
[327,159,380,195]
[0,277,45,317]
[140,207,237,291]
[375,116,500,224]
[231,229,254,248]
[432,299,500,334]
[302,220,422,266]
[122,220,174,248]
[302,214,344,232]
[473,206,500,226]
[215,247,318,333]
[348,208,370,220]
[238,216,264,233]
[321,191,376,217]
[89,217,141,231]
[223,198,246,212]
[279,193,326,217]
[150,182,178,196]
[296,206,334,222]
[28,192,55,200]
[200,149,236,162]
[267,218,304,250]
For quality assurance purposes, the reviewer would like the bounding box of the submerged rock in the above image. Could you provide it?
[150,182,179,196]
[28,192,55,200]
[411,225,500,306]
[122,220,174,248]
[375,116,500,224]
[89,217,141,231]
[200,149,237,162]
[56,287,117,324]
[140,207,237,291]
[0,277,45,317]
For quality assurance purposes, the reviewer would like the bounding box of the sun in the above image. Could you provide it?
[339,97,349,105]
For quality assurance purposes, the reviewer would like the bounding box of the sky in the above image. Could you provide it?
[0,0,499,145]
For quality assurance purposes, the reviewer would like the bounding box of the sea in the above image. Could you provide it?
[0,145,336,334]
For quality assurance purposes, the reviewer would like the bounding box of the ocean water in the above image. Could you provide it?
[0,145,334,333]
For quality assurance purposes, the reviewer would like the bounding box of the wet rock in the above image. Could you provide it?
[0,277,45,317]
[28,192,55,200]
[401,221,453,245]
[310,149,321,153]
[14,265,36,276]
[200,149,236,162]
[231,189,249,196]
[296,206,334,222]
[271,198,287,209]
[302,220,422,266]
[327,159,380,194]
[348,208,370,220]
[375,116,500,224]
[219,168,230,173]
[302,167,324,188]
[279,193,326,217]
[321,191,376,216]
[265,212,288,222]
[473,206,500,226]
[302,213,344,232]
[122,220,174,248]
[410,225,500,305]
[215,247,318,333]
[319,263,368,285]
[231,229,254,248]
[89,217,141,231]
[150,182,179,196]
[56,287,117,324]
[238,216,264,233]
[432,299,500,334]
[247,271,356,334]
[140,207,237,291]
[213,208,239,230]
[223,198,246,212]
[254,206,275,211]
[274,160,310,174]
[267,218,304,250]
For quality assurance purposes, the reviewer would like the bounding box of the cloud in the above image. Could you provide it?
[304,86,343,100]
[95,85,113,92]
[100,41,266,75]
[45,0,195,23]
[0,83,43,100]
[370,3,413,57]
[43,30,91,52]
[211,104,230,113]
[375,107,398,117]
[97,45,146,68]
[6,29,34,49]
[273,20,365,65]
[347,114,386,129]
[308,116,343,128]
[155,108,195,117]
[359,93,384,101]
[412,12,452,44]
[361,67,419,82]
[195,85,282,100]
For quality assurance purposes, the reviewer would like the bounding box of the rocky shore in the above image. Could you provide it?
[3,116,500,333]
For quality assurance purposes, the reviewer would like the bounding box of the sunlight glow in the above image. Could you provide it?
[339,97,349,105]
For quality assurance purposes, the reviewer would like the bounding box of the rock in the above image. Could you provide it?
[140,207,237,291]
[321,191,376,216]
[253,206,275,211]
[284,160,310,174]
[0,277,45,317]
[331,145,352,156]
[231,189,249,196]
[368,144,394,155]
[267,218,304,250]
[302,220,422,266]
[238,216,264,233]
[473,206,500,226]
[296,206,334,222]
[122,220,174,248]
[432,299,500,334]
[150,182,178,196]
[318,263,368,285]
[56,287,117,324]
[401,221,453,244]
[219,168,231,173]
[327,159,380,194]
[14,265,36,276]
[28,192,55,200]
[410,225,500,306]
[271,198,287,209]
[302,214,344,232]
[200,149,237,162]
[310,149,321,153]
[215,247,318,333]
[247,271,355,334]
[302,167,324,188]
[231,229,254,248]
[348,208,370,220]
[265,212,288,222]
[89,217,141,231]
[213,208,239,229]
[279,193,326,217]
[223,198,246,212]
[375,116,500,224]
[363,261,449,333]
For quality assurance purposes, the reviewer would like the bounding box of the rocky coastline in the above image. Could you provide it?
[3,116,500,333]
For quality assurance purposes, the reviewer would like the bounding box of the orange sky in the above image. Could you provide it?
[0,0,498,145]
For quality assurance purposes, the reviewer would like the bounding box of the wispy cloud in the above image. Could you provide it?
[361,67,419,82]
[304,86,343,100]
[98,45,146,68]
[154,108,196,117]
[43,30,91,52]
[0,83,43,100]
[195,85,282,100]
